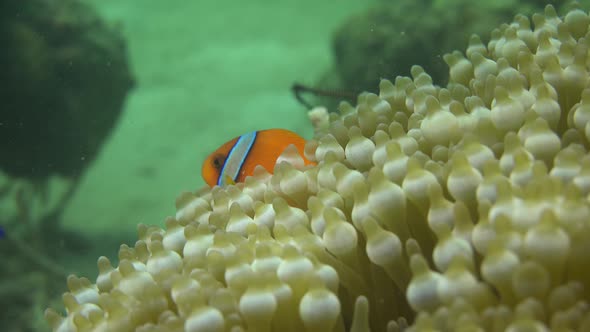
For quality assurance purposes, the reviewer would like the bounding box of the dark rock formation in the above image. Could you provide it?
[0,0,134,180]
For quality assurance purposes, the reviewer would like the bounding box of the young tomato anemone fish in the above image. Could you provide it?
[202,129,315,187]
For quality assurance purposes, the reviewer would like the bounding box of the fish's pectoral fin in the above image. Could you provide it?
[224,174,236,186]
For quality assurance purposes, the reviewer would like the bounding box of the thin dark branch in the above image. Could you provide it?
[292,83,359,110]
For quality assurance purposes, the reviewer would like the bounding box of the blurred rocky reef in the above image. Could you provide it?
[310,0,585,110]
[0,0,134,330]
[0,0,134,181]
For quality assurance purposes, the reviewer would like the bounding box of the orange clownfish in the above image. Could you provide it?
[202,129,315,187]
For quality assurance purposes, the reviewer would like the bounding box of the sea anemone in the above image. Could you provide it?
[46,4,590,331]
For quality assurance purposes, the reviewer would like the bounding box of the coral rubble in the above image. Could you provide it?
[47,4,590,331]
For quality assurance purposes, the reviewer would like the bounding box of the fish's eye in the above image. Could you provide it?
[212,155,226,169]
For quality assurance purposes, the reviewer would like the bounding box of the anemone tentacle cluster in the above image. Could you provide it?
[47,4,590,331]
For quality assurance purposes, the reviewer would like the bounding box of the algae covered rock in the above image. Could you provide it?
[330,0,573,95]
[0,0,134,180]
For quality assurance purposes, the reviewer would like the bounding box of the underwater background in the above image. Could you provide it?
[1,0,587,330]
